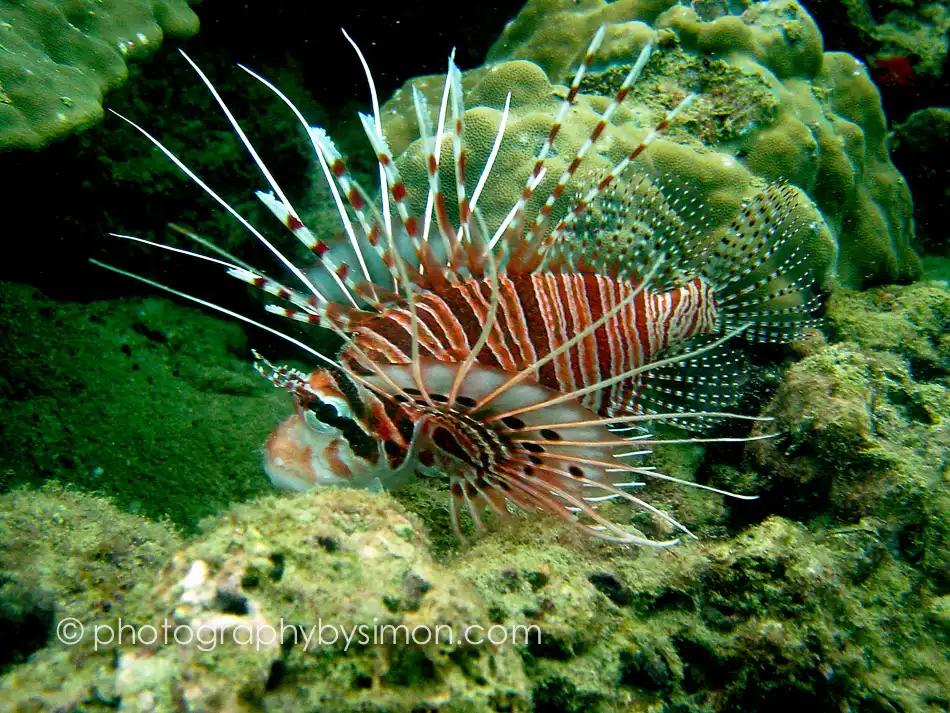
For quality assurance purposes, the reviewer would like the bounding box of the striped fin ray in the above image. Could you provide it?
[103,51,436,409]
[224,61,395,306]
[170,52,377,310]
[505,25,608,243]
[543,93,697,254]
[511,38,657,271]
[447,57,473,245]
[412,78,459,260]
[88,258,417,414]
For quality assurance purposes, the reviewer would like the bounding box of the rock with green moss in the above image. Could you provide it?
[2,488,530,712]
[454,510,950,711]
[0,485,180,670]
[746,282,950,587]
[4,475,950,710]
[381,0,918,288]
[0,0,199,150]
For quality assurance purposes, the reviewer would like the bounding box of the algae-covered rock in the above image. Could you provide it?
[122,488,528,712]
[828,282,950,370]
[449,512,950,711]
[3,479,949,711]
[381,0,919,288]
[2,488,530,712]
[747,343,921,515]
[0,485,180,669]
[746,282,950,588]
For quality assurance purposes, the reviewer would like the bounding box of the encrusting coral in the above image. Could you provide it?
[0,485,181,669]
[2,488,531,713]
[746,282,950,589]
[382,0,919,288]
[0,0,198,150]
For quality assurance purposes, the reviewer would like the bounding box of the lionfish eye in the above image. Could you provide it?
[303,397,376,461]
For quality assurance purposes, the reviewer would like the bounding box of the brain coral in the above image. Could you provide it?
[0,0,198,150]
[381,0,919,288]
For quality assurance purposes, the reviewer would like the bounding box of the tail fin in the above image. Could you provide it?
[703,183,828,343]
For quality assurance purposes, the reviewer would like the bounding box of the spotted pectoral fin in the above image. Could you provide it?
[561,174,706,286]
[624,336,750,431]
[702,183,828,343]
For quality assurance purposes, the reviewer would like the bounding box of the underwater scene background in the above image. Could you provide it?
[1,0,949,710]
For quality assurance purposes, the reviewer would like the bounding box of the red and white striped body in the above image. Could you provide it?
[346,273,719,417]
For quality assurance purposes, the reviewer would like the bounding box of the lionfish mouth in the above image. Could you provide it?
[93,25,826,546]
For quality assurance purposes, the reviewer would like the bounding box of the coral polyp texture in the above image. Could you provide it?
[0,0,199,150]
[383,0,919,288]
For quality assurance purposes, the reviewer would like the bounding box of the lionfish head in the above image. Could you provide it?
[259,353,656,542]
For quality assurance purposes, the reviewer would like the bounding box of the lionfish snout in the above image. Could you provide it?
[260,362,392,492]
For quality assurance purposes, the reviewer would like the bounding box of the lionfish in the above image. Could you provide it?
[95,27,824,547]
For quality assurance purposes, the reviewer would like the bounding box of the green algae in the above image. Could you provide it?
[0,281,290,529]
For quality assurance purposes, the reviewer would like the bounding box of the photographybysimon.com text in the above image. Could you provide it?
[56,617,543,653]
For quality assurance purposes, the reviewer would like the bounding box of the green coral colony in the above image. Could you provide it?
[2,0,949,711]
[0,0,198,149]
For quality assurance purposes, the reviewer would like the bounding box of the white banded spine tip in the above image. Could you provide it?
[264,304,319,324]
[358,113,392,158]
[590,25,607,55]
[309,126,346,168]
